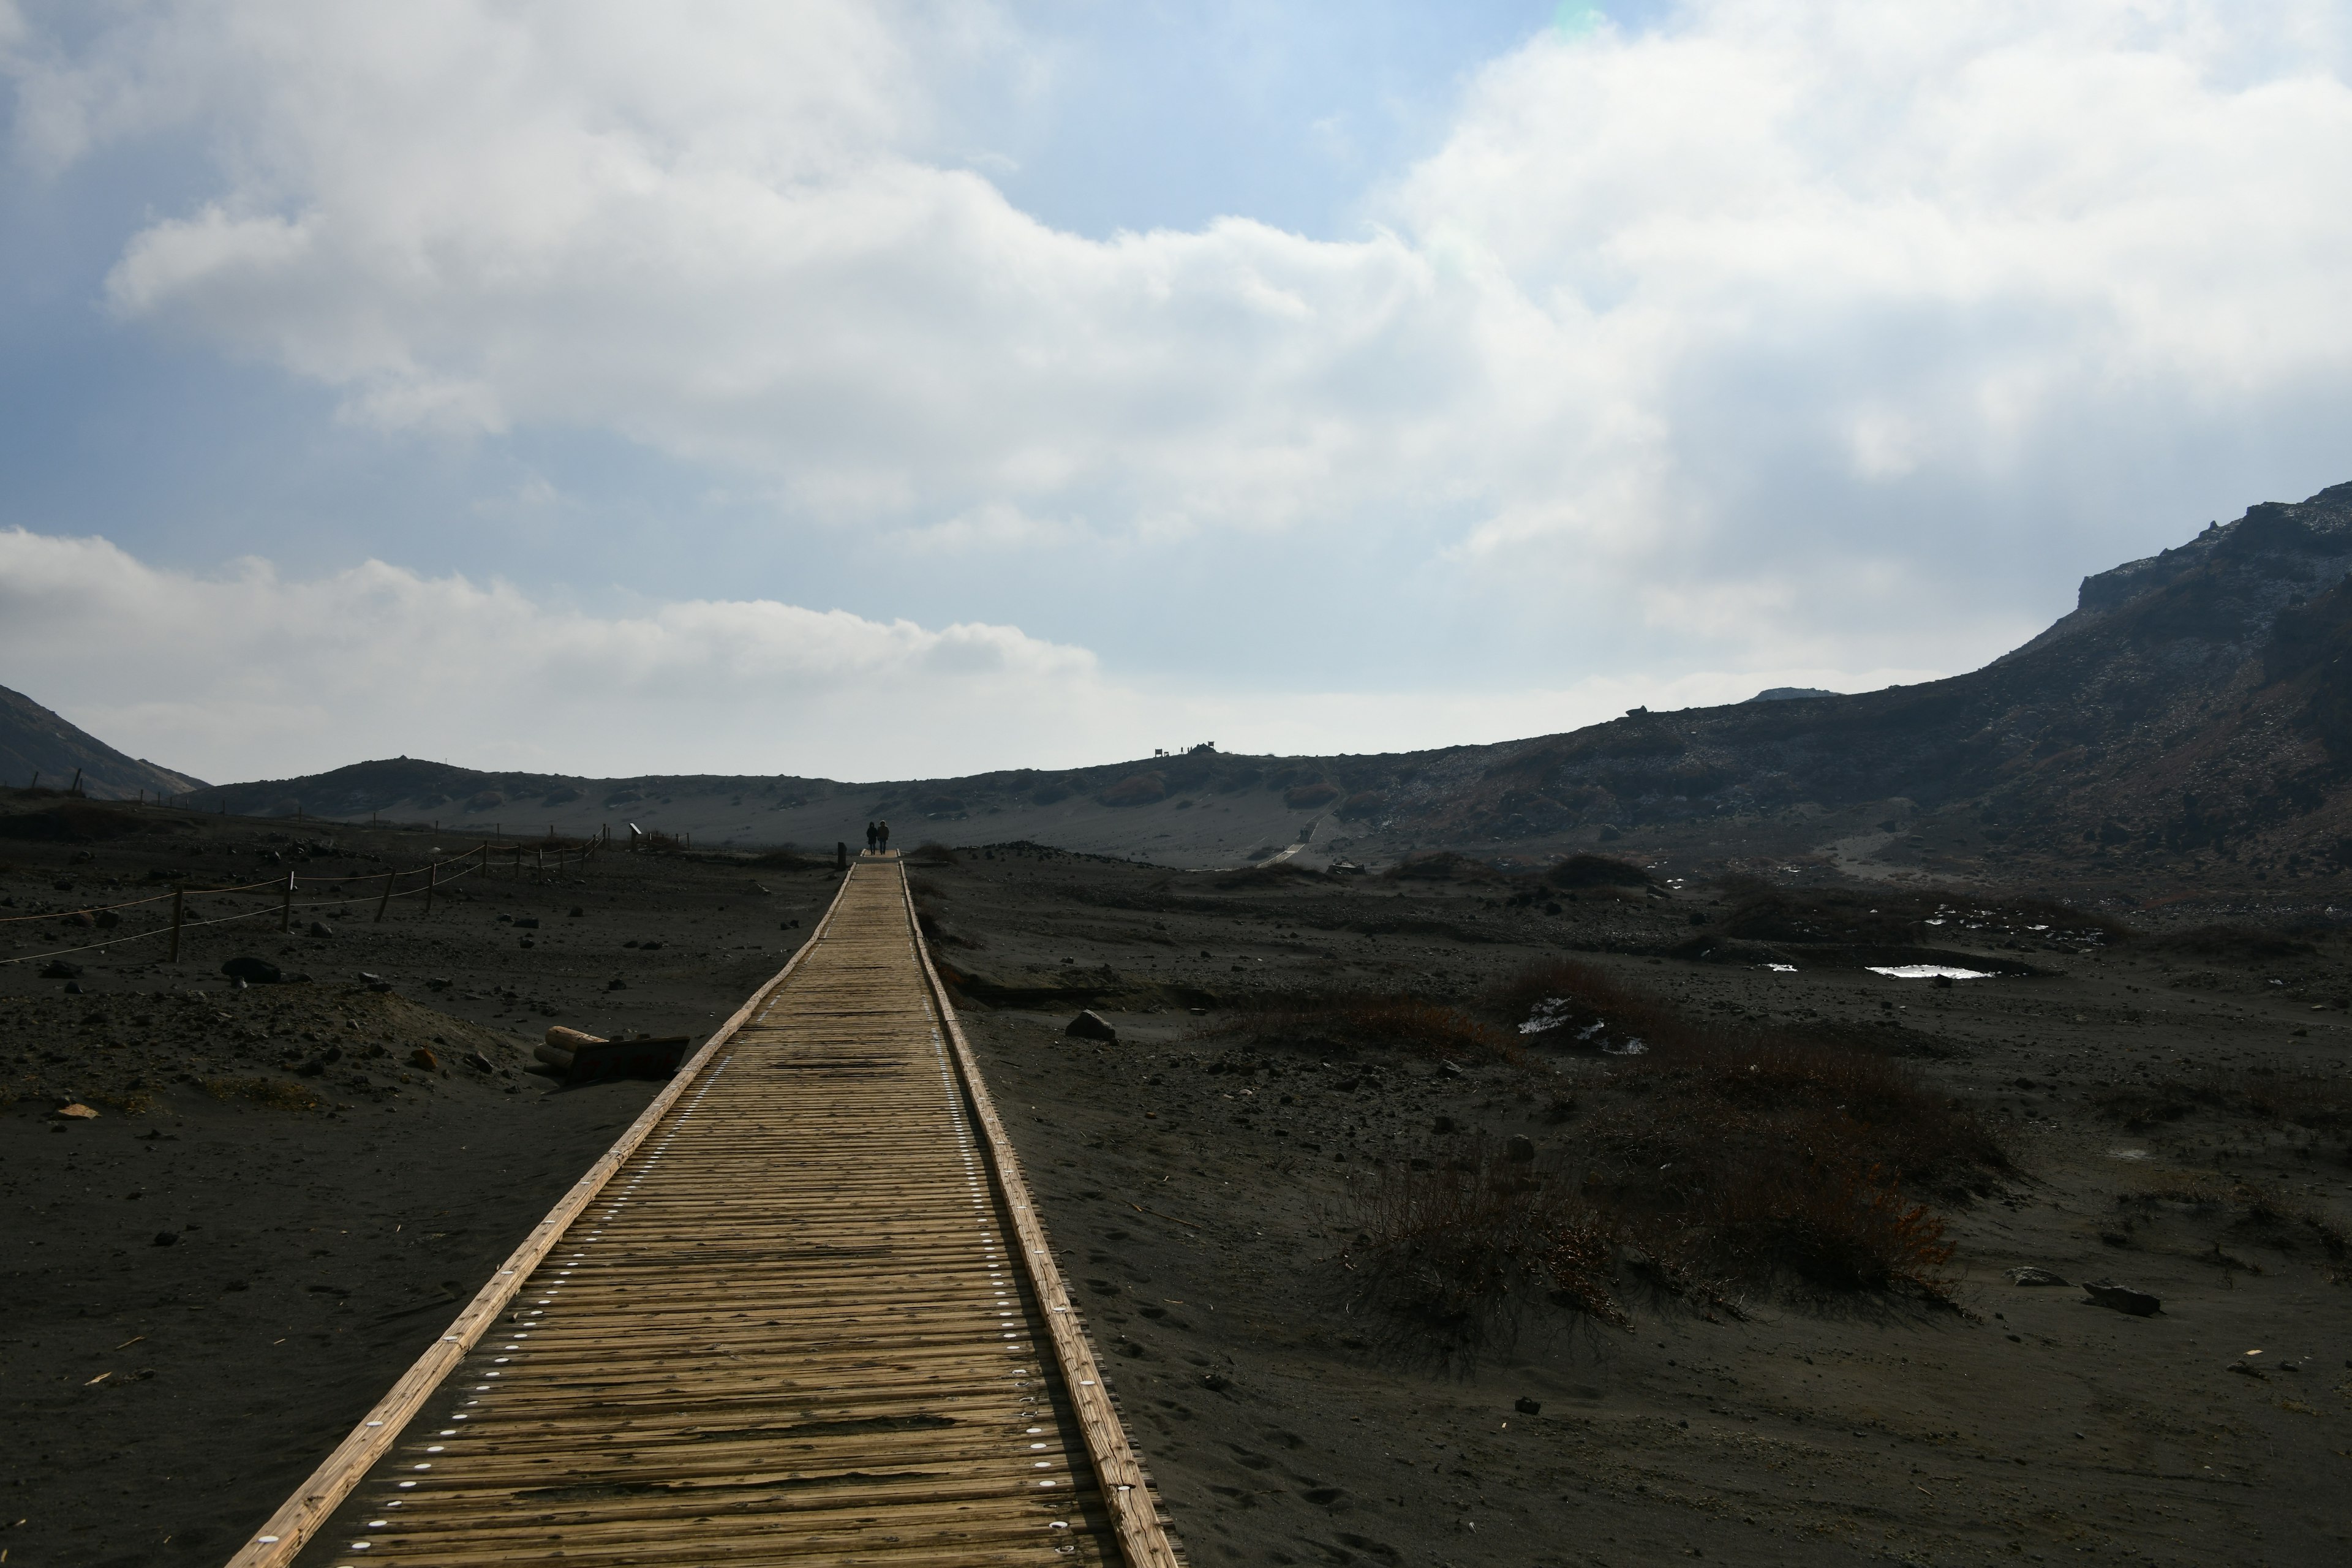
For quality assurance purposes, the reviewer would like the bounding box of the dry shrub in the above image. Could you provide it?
[1596,1035,2007,1200]
[0,801,145,842]
[1221,989,1518,1065]
[1100,772,1167,807]
[1716,886,2130,948]
[1687,1153,1956,1295]
[2146,924,2316,960]
[903,841,962,866]
[913,902,979,948]
[1494,955,1697,1050]
[1543,854,1653,891]
[86,1087,157,1117]
[1352,1137,1627,1330]
[2119,1178,2348,1270]
[749,846,826,870]
[1214,861,1328,889]
[1382,850,1502,883]
[2100,1069,2352,1132]
[1355,967,2002,1326]
[202,1076,324,1112]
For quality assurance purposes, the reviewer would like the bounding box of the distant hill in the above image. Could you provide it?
[184,483,2352,883]
[0,684,206,801]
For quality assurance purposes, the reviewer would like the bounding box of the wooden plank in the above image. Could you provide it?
[251,859,1161,1568]
[224,869,862,1567]
[894,872,1188,1568]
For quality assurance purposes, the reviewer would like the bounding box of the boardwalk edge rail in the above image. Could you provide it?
[224,864,863,1568]
[897,867,1187,1568]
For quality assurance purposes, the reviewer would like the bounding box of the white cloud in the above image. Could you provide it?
[0,527,1929,783]
[0,527,1115,780]
[6,1,2352,718]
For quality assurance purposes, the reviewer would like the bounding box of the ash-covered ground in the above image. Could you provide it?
[4,796,2348,1566]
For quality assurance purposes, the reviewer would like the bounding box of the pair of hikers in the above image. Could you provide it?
[864,820,891,854]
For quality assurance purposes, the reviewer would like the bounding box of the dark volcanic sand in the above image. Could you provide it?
[6,808,2350,1566]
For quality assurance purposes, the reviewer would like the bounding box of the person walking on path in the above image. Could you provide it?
[864,821,878,854]
[878,820,891,853]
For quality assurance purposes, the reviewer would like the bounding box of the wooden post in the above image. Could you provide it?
[375,869,396,922]
[534,846,544,881]
[425,859,437,915]
[281,872,294,933]
[168,888,184,963]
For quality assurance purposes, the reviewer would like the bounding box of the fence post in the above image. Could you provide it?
[169,888,184,963]
[281,873,294,933]
[375,868,396,922]
[425,860,437,915]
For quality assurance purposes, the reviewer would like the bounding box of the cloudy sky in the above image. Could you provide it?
[2,1,2348,784]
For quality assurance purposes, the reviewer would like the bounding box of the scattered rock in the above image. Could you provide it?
[1200,1371,1231,1392]
[52,1102,99,1120]
[220,955,282,985]
[2082,1280,2162,1316]
[514,916,541,930]
[151,1231,178,1247]
[1065,1009,1119,1042]
[1436,1060,1463,1079]
[1506,1134,1537,1164]
[39,959,83,979]
[410,1047,440,1071]
[568,905,586,917]
[426,976,453,990]
[2008,1266,2070,1287]
[307,920,334,938]
[607,978,628,990]
[1514,1396,1542,1415]
[464,1049,496,1073]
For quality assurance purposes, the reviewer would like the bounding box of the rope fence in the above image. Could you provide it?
[1,832,611,971]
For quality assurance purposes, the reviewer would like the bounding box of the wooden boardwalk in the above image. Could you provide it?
[235,858,1182,1568]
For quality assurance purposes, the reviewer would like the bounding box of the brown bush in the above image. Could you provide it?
[1543,853,1653,891]
[1213,861,1327,889]
[903,842,962,866]
[2100,1068,2351,1132]
[1593,1034,2007,1200]
[1692,1153,1957,1295]
[1493,955,1714,1053]
[201,1076,325,1112]
[1715,886,2130,948]
[1352,1136,1627,1330]
[1353,963,2005,1326]
[1382,850,1501,883]
[1283,782,1342,809]
[1218,989,1518,1065]
[1100,772,1167,807]
[2145,924,2315,960]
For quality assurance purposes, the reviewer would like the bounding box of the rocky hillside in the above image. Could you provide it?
[185,483,2352,881]
[0,684,206,801]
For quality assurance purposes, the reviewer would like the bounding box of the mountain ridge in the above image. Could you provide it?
[0,684,207,801]
[165,481,2352,883]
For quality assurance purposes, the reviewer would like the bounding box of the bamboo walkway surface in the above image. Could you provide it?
[235,857,1182,1568]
